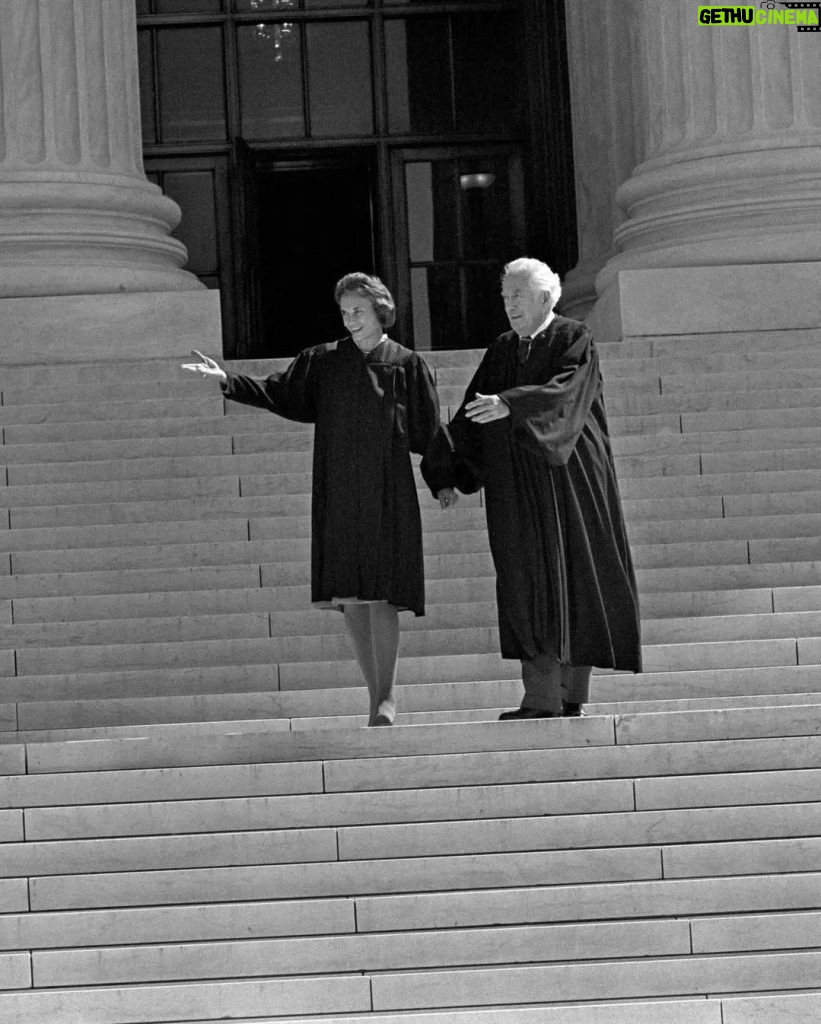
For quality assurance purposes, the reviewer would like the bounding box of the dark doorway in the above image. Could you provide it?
[252,153,377,359]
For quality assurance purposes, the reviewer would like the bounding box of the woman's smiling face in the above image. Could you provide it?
[339,292,382,346]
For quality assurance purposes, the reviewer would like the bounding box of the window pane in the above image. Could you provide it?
[306,22,372,137]
[137,30,157,145]
[383,0,514,4]
[238,23,304,138]
[414,265,461,350]
[136,0,151,15]
[234,0,298,10]
[405,161,458,263]
[458,157,513,261]
[162,171,219,275]
[452,13,522,134]
[153,0,223,12]
[305,0,368,7]
[385,17,451,134]
[157,28,226,141]
[465,263,509,343]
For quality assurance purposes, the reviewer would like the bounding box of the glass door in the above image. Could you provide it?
[391,146,527,350]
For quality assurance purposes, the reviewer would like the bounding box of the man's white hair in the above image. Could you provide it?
[503,257,562,307]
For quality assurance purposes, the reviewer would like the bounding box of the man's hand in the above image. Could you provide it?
[437,488,458,510]
[465,392,510,424]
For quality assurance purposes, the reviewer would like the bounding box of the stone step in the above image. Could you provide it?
[2,414,245,446]
[0,474,241,509]
[1,389,817,468]
[0,779,638,841]
[339,802,821,861]
[613,426,821,454]
[5,438,821,492]
[17,444,811,490]
[5,657,819,709]
[677,406,821,432]
[3,521,821,580]
[245,509,821,545]
[608,386,821,416]
[10,582,800,627]
[636,558,821,593]
[278,874,821,938]
[0,394,222,426]
[0,975,371,1023]
[5,491,737,530]
[0,611,274,650]
[620,467,821,499]
[2,604,821,655]
[19,704,821,773]
[4,730,817,807]
[21,845,663,909]
[7,579,495,621]
[0,376,215,408]
[21,917,799,988]
[0,518,252,553]
[12,686,821,736]
[366,951,821,1011]
[2,537,782,578]
[0,564,263,600]
[0,433,235,466]
[99,993,821,1024]
[2,970,813,1024]
[16,770,819,842]
[0,632,816,702]
[9,921,690,986]
[600,327,821,360]
[6,626,813,678]
[24,834,821,912]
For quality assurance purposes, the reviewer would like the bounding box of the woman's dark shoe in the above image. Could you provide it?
[499,706,560,720]
[562,701,586,717]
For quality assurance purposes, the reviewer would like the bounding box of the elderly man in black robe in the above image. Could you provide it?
[422,257,641,719]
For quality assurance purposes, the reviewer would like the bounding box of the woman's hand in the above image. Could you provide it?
[438,488,458,510]
[181,349,228,383]
[465,392,510,424]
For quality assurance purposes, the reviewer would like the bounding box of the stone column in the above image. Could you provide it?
[0,0,201,298]
[561,0,640,320]
[591,0,821,330]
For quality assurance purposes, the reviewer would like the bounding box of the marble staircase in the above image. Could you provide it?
[0,328,820,1021]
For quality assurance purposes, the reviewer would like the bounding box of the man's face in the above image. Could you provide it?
[501,272,551,337]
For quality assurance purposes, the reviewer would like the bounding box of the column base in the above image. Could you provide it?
[586,262,821,344]
[0,290,222,365]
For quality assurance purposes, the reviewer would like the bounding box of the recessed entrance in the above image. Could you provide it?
[252,154,377,359]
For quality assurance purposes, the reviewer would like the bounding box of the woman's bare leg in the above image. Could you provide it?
[343,604,380,722]
[369,601,400,725]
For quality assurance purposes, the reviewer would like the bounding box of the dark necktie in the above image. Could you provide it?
[517,335,532,364]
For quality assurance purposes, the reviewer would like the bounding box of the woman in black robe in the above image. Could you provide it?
[183,273,441,726]
[422,258,641,719]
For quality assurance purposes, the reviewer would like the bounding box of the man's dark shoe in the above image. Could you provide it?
[562,701,586,717]
[499,706,560,720]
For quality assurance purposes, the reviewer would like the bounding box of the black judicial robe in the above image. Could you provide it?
[222,337,440,616]
[422,316,642,671]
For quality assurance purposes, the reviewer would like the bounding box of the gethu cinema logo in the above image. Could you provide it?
[698,4,820,25]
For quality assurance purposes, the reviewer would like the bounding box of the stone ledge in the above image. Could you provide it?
[0,290,221,365]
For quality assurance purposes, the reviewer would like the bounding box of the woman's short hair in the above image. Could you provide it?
[503,258,562,308]
[334,272,396,329]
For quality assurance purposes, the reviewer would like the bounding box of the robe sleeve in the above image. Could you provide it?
[421,352,488,497]
[220,348,316,423]
[406,354,442,457]
[500,324,602,467]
